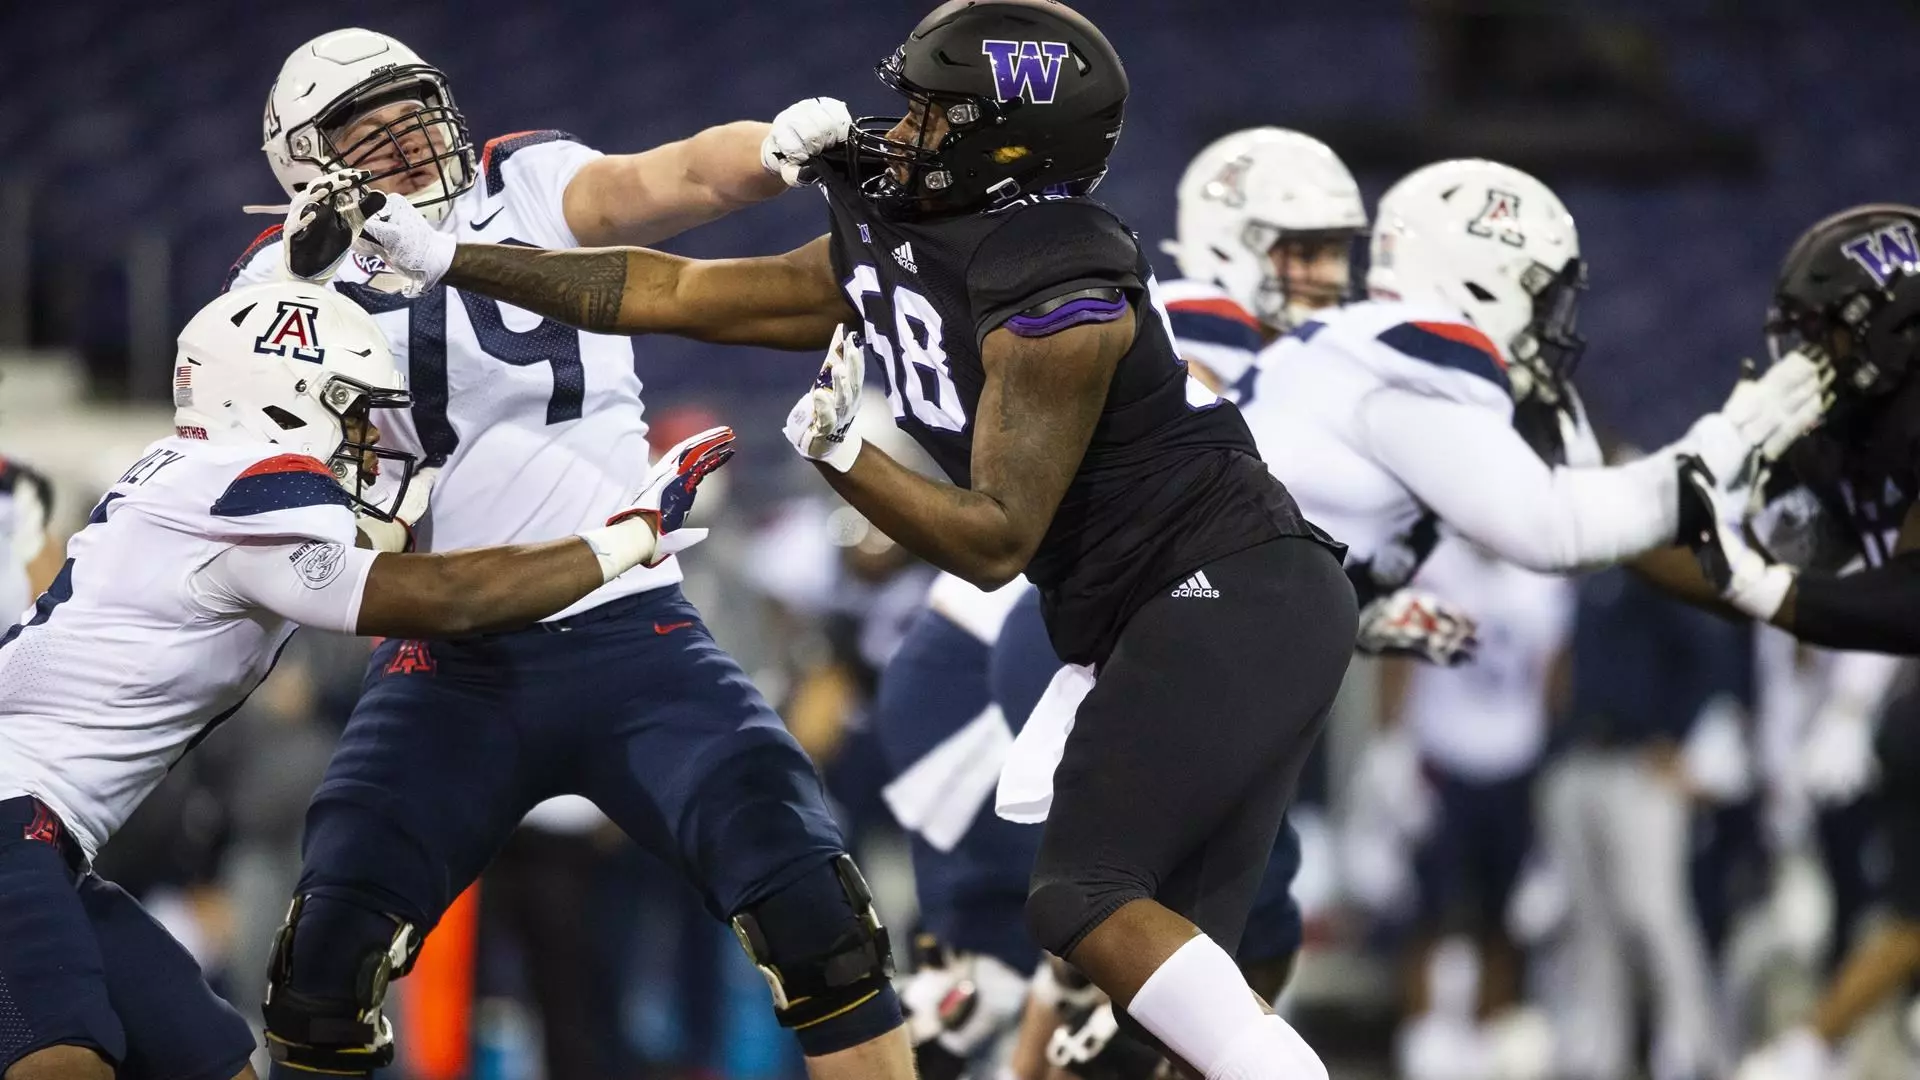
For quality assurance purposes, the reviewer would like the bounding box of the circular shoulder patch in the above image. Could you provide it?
[294,540,348,590]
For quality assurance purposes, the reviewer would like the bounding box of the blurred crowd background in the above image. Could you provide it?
[5,1,1920,1078]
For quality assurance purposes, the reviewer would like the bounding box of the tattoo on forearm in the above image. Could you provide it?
[447,246,630,331]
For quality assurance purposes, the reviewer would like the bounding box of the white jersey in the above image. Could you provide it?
[1401,538,1573,781]
[230,131,667,619]
[1239,298,1639,594]
[1157,278,1266,395]
[0,436,375,857]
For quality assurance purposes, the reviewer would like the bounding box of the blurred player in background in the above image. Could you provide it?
[0,281,729,1080]
[1697,204,1920,1079]
[1239,157,1825,619]
[1,457,54,624]
[1374,539,1571,1080]
[1160,126,1368,399]
[1682,204,1920,653]
[241,29,916,1080]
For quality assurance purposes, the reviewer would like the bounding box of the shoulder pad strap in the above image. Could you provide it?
[223,224,285,294]
[482,130,580,196]
[1375,320,1510,390]
[211,454,352,518]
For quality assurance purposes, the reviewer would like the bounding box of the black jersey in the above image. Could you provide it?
[816,167,1339,665]
[1762,373,1920,571]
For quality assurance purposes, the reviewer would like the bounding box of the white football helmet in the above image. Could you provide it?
[174,282,417,519]
[1165,127,1367,332]
[264,29,475,224]
[1369,159,1585,404]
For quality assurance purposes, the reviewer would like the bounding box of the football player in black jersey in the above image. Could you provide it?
[1691,205,1920,1080]
[1644,204,1920,654]
[317,1,1357,1074]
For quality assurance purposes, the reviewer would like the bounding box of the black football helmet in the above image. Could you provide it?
[845,0,1129,218]
[1768,204,1920,401]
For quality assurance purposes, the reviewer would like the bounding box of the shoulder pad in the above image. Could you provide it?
[1373,320,1510,392]
[210,454,353,518]
[482,129,583,196]
[222,224,285,294]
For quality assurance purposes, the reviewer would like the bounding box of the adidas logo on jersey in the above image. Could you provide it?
[1170,571,1219,598]
[892,242,917,273]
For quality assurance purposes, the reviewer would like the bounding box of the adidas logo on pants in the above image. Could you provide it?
[1170,571,1219,598]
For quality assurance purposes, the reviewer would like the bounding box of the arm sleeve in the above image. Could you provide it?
[1357,385,1680,573]
[192,538,379,634]
[966,202,1142,346]
[1790,553,1920,654]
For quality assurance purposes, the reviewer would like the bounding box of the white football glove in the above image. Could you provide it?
[760,97,853,187]
[1354,588,1480,666]
[1680,350,1834,487]
[1677,457,1795,620]
[354,190,456,297]
[581,426,736,580]
[356,465,439,554]
[1799,700,1878,805]
[784,324,866,471]
[282,168,376,283]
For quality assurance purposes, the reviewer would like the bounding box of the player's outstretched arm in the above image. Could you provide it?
[441,235,847,349]
[200,428,734,639]
[562,99,851,246]
[797,315,1134,590]
[355,538,609,638]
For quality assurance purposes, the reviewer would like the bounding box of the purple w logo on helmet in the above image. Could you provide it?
[981,40,1071,104]
[1842,222,1920,286]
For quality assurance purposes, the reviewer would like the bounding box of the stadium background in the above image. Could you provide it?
[3,1,1918,1078]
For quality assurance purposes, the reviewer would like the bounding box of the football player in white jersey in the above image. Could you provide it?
[0,457,54,626]
[1239,157,1830,610]
[0,281,730,1080]
[230,29,916,1080]
[1159,126,1368,398]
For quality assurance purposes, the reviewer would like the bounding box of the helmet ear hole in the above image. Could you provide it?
[1465,282,1497,303]
[263,405,307,430]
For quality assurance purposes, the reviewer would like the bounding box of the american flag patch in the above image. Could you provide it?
[173,364,193,407]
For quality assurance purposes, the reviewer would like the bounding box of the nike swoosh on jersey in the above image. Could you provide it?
[470,206,504,230]
[653,621,694,635]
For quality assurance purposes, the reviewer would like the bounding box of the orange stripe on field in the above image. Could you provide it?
[401,885,477,1080]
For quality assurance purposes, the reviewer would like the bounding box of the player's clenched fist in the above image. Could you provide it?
[354,190,456,298]
[761,97,854,187]
[785,324,866,472]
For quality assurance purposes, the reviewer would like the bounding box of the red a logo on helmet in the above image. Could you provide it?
[254,300,325,364]
[1466,190,1526,248]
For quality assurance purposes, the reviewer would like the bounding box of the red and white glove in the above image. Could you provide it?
[760,97,853,187]
[580,426,735,579]
[1354,588,1480,666]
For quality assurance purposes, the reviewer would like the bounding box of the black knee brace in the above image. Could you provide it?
[730,855,899,1054]
[1026,875,1145,960]
[262,894,421,1076]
